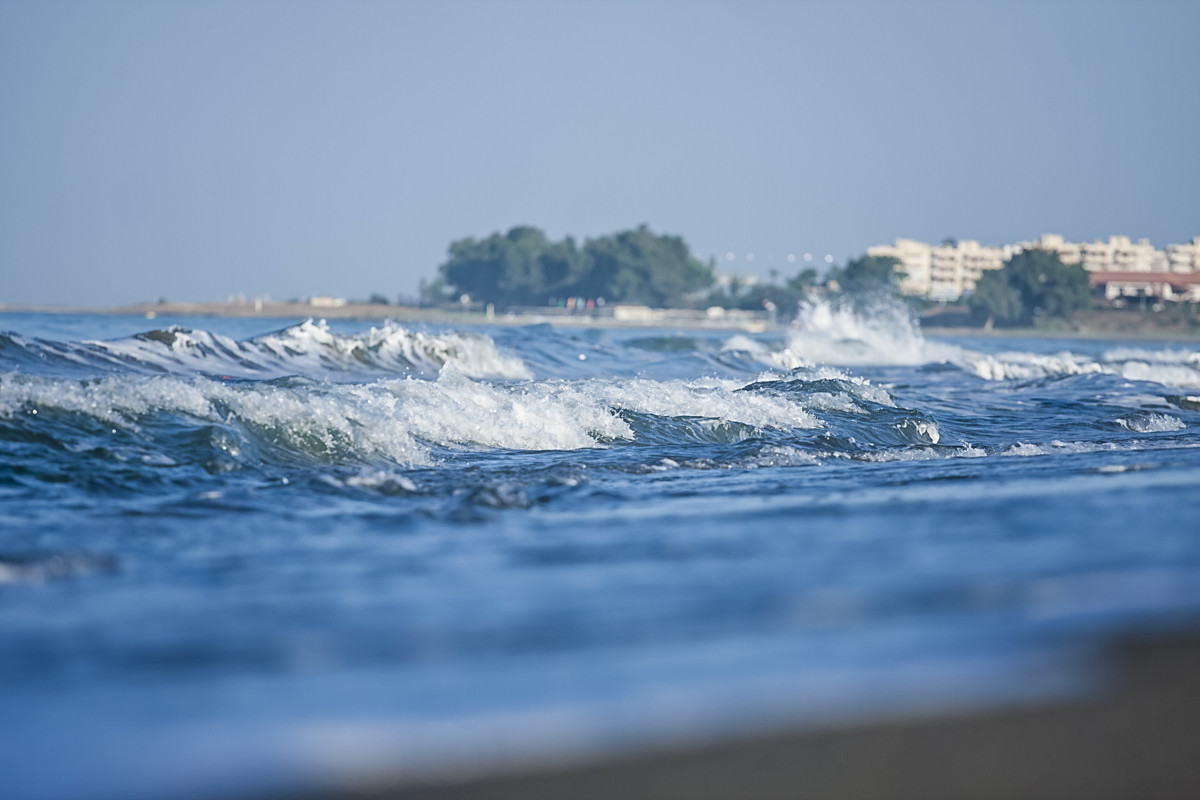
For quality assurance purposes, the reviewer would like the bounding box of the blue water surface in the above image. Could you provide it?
[2,305,1199,800]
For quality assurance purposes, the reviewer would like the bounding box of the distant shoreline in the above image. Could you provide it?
[3,300,1199,340]
[0,301,775,332]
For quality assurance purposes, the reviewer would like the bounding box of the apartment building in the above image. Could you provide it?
[868,239,1005,300]
[866,238,932,297]
[1078,236,1167,272]
[869,234,1199,302]
[1167,237,1200,273]
[1017,234,1081,265]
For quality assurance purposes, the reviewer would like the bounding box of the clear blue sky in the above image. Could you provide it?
[2,0,1197,307]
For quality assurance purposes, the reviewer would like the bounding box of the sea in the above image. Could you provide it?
[2,301,1199,800]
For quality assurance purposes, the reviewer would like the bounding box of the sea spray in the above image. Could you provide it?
[722,296,961,368]
[784,296,945,366]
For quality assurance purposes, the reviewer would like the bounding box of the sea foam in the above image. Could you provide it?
[1,362,938,470]
[84,320,532,380]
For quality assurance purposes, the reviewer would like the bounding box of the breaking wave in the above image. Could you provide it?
[759,297,962,367]
[0,320,531,381]
[962,349,1200,387]
[711,298,1200,390]
[3,312,1197,485]
[0,359,954,472]
[1114,411,1187,433]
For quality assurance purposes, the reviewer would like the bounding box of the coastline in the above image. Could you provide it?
[3,300,1199,340]
[0,301,772,332]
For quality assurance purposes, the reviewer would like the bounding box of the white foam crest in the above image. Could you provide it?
[836,441,986,463]
[963,350,1103,381]
[1115,412,1186,433]
[1115,361,1200,388]
[724,298,965,368]
[964,349,1200,387]
[2,370,823,462]
[207,380,430,464]
[339,471,419,494]
[899,419,940,444]
[721,335,807,369]
[744,446,821,467]
[98,327,264,373]
[88,321,530,380]
[255,320,532,379]
[1003,440,1118,457]
[858,447,941,463]
[217,371,615,463]
[0,373,215,427]
[802,392,866,414]
[825,374,896,408]
[374,366,631,451]
[1102,347,1200,365]
[0,373,428,464]
[545,376,822,432]
[776,298,962,366]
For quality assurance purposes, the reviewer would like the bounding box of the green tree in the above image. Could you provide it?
[703,266,819,321]
[577,225,713,307]
[418,276,450,305]
[829,255,903,296]
[1007,248,1091,322]
[971,249,1090,327]
[439,226,587,307]
[435,224,712,308]
[970,269,1023,326]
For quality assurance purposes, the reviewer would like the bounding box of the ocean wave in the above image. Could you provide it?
[1002,441,1120,457]
[715,298,957,369]
[0,365,947,471]
[962,352,1103,382]
[706,301,1200,390]
[1101,347,1200,366]
[0,320,534,380]
[1114,411,1186,433]
[786,299,964,367]
[1115,360,1200,388]
[963,350,1200,387]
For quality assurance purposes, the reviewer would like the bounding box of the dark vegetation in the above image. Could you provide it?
[969,249,1091,327]
[826,255,904,298]
[418,225,912,323]
[421,225,713,309]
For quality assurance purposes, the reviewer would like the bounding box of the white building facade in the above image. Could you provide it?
[866,239,933,297]
[869,234,1198,301]
[868,239,1006,301]
[1167,237,1200,273]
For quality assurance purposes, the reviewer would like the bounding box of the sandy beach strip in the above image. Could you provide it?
[4,300,1198,339]
[285,632,1200,800]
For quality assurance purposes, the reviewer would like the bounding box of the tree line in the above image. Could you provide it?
[419,224,1092,327]
[969,249,1091,327]
[420,225,713,309]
